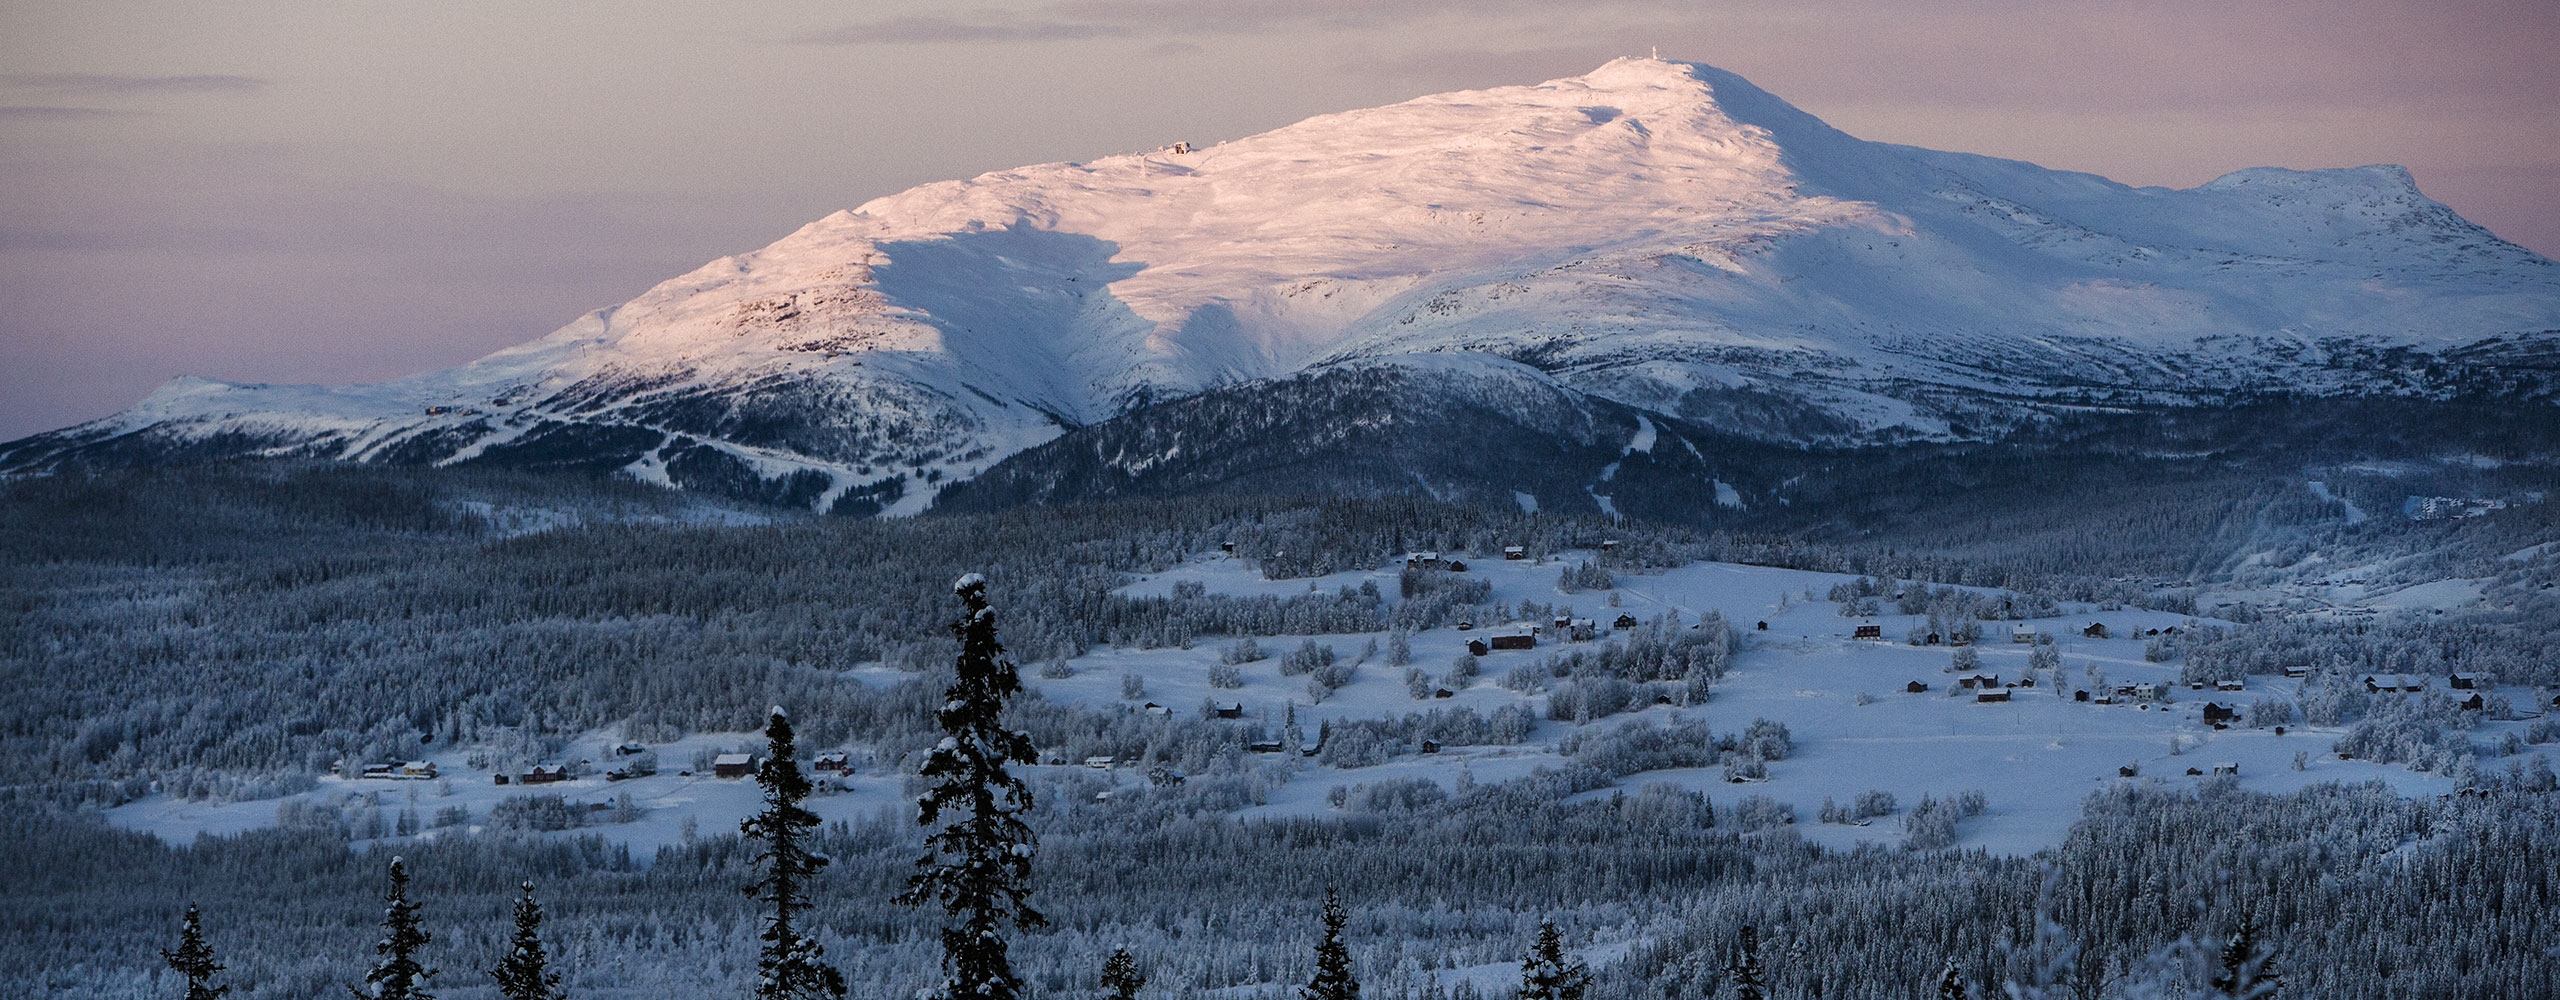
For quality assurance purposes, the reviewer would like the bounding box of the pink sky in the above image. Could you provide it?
[3,1,2554,440]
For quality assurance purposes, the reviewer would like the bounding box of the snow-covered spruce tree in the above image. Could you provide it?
[1514,921,1588,1000]
[897,574,1043,1000]
[742,707,845,999]
[162,903,228,1000]
[1725,924,1767,1000]
[489,880,563,1000]
[2207,920,2280,999]
[1302,889,1359,1000]
[1100,946,1145,1000]
[1936,957,1970,1000]
[354,856,433,1000]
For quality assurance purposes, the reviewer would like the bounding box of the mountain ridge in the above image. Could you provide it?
[6,56,2555,515]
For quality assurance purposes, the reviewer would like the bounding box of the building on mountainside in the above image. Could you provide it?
[1082,756,1116,769]
[2212,762,2239,776]
[1975,689,2011,703]
[1406,551,1445,570]
[1853,623,1883,641]
[2012,624,2037,643]
[1569,618,1597,641]
[613,742,648,756]
[2449,672,2486,690]
[1958,674,1999,690]
[1755,620,1769,631]
[1922,632,1942,646]
[1143,702,1172,717]
[1490,632,1535,651]
[1615,613,1640,630]
[711,754,755,779]
[1907,681,1929,693]
[2454,691,2486,711]
[2132,682,2161,700]
[1212,701,1244,719]
[2216,679,2245,692]
[2119,764,2139,777]
[1466,638,1491,656]
[2202,703,2237,725]
[2284,665,2311,679]
[1249,740,1284,754]
[812,751,850,773]
[523,763,571,784]
[2362,674,2419,693]
[1503,546,1527,560]
[2075,689,2091,702]
[1447,559,1468,572]
[1419,739,1441,754]
[2083,623,2109,639]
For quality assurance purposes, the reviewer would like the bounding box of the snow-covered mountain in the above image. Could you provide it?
[7,57,2556,514]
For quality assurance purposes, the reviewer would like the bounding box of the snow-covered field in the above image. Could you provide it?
[109,550,2551,858]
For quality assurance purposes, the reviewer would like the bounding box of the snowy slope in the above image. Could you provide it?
[8,57,2555,509]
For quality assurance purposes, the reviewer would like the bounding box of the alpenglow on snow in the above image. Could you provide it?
[6,57,2553,513]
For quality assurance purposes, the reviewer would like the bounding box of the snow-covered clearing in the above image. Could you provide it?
[110,549,2550,859]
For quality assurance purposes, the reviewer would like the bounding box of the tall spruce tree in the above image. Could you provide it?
[1100,947,1146,1000]
[2207,920,2281,999]
[742,707,845,999]
[1302,889,1359,1000]
[355,856,433,1000]
[162,903,228,1000]
[1725,925,1767,1000]
[1936,958,1970,1000]
[1515,921,1588,1000]
[489,880,564,1000]
[898,574,1044,1000]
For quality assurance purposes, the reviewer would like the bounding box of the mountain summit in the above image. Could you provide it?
[8,58,2556,514]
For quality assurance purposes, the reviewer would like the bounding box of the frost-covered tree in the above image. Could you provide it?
[354,856,433,1000]
[1100,947,1145,1000]
[162,903,227,1000]
[489,880,563,1000]
[2207,920,2280,999]
[1302,889,1358,1000]
[1514,921,1588,1000]
[1936,957,1970,1000]
[900,575,1043,1000]
[1726,924,1767,1000]
[742,708,843,999]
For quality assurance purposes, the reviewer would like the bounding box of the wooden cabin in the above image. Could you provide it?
[523,763,572,785]
[1614,613,1640,630]
[2012,624,2037,643]
[1503,546,1527,560]
[2083,623,2110,639]
[1212,702,1244,719]
[1976,689,2012,703]
[812,751,850,773]
[1907,680,1930,694]
[1853,623,1883,641]
[2449,672,2486,690]
[2202,703,2238,724]
[1465,638,1490,657]
[1489,633,1535,651]
[711,754,755,779]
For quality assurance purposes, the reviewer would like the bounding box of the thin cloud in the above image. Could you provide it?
[0,105,136,121]
[794,0,1669,44]
[0,73,267,95]
[790,16,1135,44]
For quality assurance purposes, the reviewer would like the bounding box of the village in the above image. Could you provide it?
[109,545,2556,860]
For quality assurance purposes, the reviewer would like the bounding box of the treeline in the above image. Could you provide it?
[10,768,2552,998]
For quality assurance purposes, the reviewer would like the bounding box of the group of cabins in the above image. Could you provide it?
[357,761,439,781]
[1460,613,1637,656]
[1860,621,2137,645]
